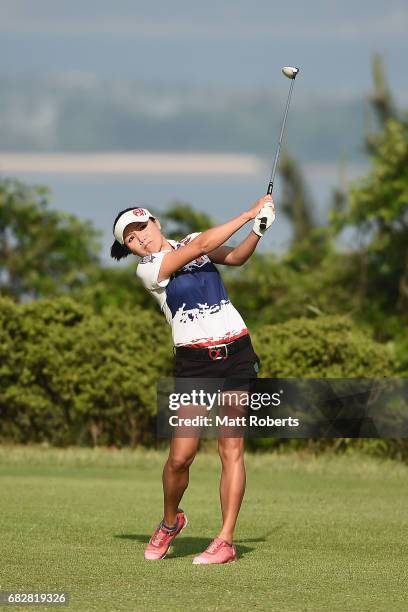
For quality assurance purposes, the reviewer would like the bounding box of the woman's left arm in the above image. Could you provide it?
[208,231,261,266]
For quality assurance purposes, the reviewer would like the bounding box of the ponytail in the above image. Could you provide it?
[110,239,130,261]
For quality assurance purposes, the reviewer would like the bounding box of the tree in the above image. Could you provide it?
[160,201,215,240]
[365,54,400,154]
[278,152,316,244]
[333,118,408,316]
[0,178,101,300]
[69,265,157,313]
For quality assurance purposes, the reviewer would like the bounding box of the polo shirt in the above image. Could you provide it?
[136,233,248,348]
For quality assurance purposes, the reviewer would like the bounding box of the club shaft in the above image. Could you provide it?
[268,76,295,190]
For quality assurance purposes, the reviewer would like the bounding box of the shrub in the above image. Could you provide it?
[0,297,172,446]
[250,314,403,458]
[252,315,393,377]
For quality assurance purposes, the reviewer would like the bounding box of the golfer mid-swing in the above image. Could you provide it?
[111,195,275,564]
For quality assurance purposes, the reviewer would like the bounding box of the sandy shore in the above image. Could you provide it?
[0,152,267,175]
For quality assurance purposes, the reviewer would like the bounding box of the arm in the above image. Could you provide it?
[158,195,271,283]
[208,197,275,266]
[208,231,261,266]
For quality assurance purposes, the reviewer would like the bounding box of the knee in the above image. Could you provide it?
[167,453,195,472]
[218,440,244,464]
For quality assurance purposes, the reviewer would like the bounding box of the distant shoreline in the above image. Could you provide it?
[0,152,267,175]
[0,152,366,178]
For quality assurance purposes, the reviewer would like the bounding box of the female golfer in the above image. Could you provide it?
[111,195,275,564]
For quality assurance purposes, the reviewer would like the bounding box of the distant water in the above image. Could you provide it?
[1,154,367,264]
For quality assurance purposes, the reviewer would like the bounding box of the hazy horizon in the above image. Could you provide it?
[1,0,407,100]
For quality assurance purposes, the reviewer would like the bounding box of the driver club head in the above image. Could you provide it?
[282,66,300,79]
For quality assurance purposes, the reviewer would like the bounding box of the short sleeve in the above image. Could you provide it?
[136,251,171,290]
[180,232,201,244]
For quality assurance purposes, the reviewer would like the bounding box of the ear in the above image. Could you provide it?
[152,218,161,231]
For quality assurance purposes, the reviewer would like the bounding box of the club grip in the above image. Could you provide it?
[260,182,274,230]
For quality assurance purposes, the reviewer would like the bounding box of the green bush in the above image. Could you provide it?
[0,296,172,446]
[250,315,404,458]
[0,300,400,454]
[252,315,393,377]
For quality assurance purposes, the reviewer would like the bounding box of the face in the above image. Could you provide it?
[123,218,164,256]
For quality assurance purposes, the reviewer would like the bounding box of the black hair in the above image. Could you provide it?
[110,239,130,261]
[110,207,135,261]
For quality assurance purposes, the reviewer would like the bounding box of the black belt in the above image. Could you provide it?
[174,335,251,361]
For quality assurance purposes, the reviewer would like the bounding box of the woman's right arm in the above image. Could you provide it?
[157,195,272,282]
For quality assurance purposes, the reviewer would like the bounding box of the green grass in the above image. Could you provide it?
[1,445,407,611]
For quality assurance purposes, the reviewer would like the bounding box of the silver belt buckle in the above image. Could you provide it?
[208,343,228,360]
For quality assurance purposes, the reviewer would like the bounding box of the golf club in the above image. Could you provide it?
[259,66,300,230]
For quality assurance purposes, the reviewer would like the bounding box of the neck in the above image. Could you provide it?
[160,237,174,251]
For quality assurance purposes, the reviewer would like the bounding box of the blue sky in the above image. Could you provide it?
[1,0,407,100]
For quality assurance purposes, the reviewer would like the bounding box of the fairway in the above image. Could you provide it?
[0,446,407,612]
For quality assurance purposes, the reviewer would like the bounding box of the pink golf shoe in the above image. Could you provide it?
[144,509,188,560]
[193,537,237,565]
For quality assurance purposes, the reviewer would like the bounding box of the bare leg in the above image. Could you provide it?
[217,436,246,544]
[162,436,200,526]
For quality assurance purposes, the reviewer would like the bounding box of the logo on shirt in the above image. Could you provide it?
[180,236,192,245]
[141,254,156,264]
[182,255,209,271]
